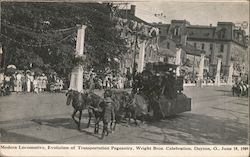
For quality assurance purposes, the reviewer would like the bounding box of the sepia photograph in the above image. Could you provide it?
[0,0,249,156]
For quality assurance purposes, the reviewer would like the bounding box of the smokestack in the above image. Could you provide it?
[130,5,136,16]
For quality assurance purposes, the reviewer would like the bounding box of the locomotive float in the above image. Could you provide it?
[133,62,192,119]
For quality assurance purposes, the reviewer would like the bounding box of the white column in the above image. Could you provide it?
[227,62,234,85]
[175,48,182,76]
[137,40,146,73]
[0,46,3,67]
[215,58,222,86]
[69,25,87,92]
[0,46,2,55]
[198,54,205,80]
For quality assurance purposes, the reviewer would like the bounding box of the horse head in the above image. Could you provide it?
[66,90,74,106]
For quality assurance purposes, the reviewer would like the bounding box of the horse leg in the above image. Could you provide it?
[78,110,82,130]
[110,121,113,132]
[87,110,92,128]
[141,114,145,124]
[94,117,99,134]
[128,111,132,125]
[72,110,79,126]
[133,112,138,126]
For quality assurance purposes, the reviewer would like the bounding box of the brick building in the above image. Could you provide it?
[153,20,249,78]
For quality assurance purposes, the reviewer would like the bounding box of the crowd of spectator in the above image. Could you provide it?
[82,71,132,92]
[0,70,64,96]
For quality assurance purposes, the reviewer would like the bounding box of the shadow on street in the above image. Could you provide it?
[137,113,248,145]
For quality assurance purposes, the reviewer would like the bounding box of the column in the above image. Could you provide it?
[0,45,3,68]
[69,25,87,92]
[175,48,182,76]
[137,40,146,73]
[198,54,205,80]
[214,58,222,86]
[227,62,234,85]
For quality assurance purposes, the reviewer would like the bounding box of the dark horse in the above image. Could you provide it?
[125,93,149,125]
[66,90,107,131]
[85,92,105,133]
[104,89,132,131]
[91,89,130,138]
[106,89,150,126]
[66,90,90,130]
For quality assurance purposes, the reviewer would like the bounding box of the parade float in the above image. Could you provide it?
[142,62,192,119]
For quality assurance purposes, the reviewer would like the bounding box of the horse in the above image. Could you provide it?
[125,93,149,126]
[66,90,89,130]
[87,95,115,139]
[91,89,131,136]
[106,90,151,126]
[85,92,104,129]
[105,89,131,131]
[232,83,248,97]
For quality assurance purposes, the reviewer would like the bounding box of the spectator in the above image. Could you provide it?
[33,76,39,94]
[26,71,32,93]
[41,73,48,92]
[37,75,42,93]
[16,71,22,93]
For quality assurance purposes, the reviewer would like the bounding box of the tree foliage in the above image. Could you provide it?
[1,2,128,78]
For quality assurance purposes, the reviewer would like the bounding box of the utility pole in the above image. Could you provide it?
[131,33,138,84]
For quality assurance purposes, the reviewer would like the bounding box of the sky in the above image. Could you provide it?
[129,0,249,33]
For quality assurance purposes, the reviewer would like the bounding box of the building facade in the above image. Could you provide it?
[153,20,249,78]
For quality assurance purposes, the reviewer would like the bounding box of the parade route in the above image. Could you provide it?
[0,86,248,144]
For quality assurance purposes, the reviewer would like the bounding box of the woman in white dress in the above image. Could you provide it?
[26,71,32,92]
[33,77,39,94]
[16,72,22,93]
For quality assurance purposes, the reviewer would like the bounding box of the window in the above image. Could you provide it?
[174,27,179,36]
[210,43,213,50]
[220,29,226,39]
[164,57,168,62]
[220,44,224,52]
[194,43,197,48]
[201,43,205,50]
[167,42,170,49]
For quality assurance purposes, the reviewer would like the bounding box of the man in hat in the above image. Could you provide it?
[100,90,115,138]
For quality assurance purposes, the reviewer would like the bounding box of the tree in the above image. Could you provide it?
[1,2,128,78]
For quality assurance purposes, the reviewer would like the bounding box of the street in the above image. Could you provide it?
[0,86,249,144]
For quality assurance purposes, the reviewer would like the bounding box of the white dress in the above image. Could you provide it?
[16,74,22,92]
[26,75,31,92]
[33,79,38,93]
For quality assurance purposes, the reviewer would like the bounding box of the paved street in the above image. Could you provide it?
[0,86,248,144]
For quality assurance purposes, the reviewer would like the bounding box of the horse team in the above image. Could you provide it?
[66,89,146,139]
